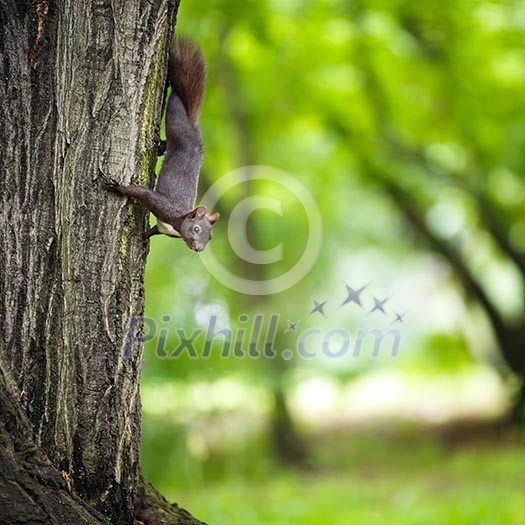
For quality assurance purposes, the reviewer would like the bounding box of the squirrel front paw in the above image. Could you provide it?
[102,177,121,192]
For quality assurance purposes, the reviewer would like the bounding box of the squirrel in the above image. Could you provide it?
[104,37,220,252]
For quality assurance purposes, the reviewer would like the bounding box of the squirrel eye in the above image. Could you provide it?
[193,225,201,234]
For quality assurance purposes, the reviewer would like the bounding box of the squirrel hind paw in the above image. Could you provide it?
[155,139,167,157]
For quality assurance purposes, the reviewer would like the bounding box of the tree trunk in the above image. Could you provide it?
[0,1,204,523]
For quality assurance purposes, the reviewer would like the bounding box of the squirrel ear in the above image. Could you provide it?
[188,205,207,220]
[208,212,220,224]
[196,205,207,218]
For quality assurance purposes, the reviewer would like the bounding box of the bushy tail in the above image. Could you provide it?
[168,36,206,126]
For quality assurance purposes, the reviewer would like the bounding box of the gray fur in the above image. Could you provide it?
[103,38,219,252]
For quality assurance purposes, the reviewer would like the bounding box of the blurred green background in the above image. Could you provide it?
[141,1,525,523]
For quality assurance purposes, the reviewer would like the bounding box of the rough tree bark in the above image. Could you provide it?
[0,1,205,523]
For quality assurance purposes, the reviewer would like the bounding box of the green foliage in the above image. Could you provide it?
[141,0,525,519]
[145,0,525,372]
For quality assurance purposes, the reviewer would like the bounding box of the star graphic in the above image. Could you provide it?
[284,320,300,334]
[391,310,408,325]
[340,282,370,309]
[308,299,328,317]
[367,296,389,316]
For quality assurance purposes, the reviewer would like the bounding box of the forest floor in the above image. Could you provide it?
[161,422,525,525]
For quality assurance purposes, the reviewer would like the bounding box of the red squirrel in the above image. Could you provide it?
[104,37,219,252]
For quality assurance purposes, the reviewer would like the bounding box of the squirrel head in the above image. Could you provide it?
[179,205,220,252]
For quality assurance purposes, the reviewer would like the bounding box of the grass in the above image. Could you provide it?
[154,425,525,525]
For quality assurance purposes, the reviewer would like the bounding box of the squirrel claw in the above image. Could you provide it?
[102,178,120,191]
[142,233,151,254]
